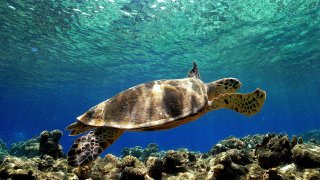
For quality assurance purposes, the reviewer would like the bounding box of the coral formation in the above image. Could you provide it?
[39,130,64,159]
[9,137,40,158]
[210,134,264,156]
[1,131,320,180]
[8,130,64,160]
[292,144,320,168]
[163,149,189,174]
[207,150,249,180]
[0,139,8,163]
[146,157,163,179]
[121,143,164,161]
[210,136,246,155]
[118,156,147,179]
[0,156,75,179]
[299,130,320,144]
[255,133,294,169]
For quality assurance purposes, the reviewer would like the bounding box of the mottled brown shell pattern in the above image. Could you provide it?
[78,78,208,130]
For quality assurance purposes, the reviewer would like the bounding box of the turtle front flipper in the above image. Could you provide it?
[188,62,201,79]
[67,127,123,167]
[207,88,266,116]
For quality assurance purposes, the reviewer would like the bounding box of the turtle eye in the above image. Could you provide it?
[233,81,240,89]
[86,108,95,117]
[229,78,241,89]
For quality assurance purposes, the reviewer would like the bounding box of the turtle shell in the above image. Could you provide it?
[77,78,208,130]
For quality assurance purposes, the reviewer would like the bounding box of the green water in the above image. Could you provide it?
[1,0,319,90]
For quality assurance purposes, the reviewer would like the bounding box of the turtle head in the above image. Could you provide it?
[76,103,105,126]
[206,78,242,100]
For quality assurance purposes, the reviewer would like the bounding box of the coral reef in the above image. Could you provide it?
[210,136,246,155]
[207,150,249,180]
[255,133,295,169]
[292,144,320,168]
[146,157,164,179]
[0,156,75,179]
[121,143,165,161]
[210,134,264,156]
[39,130,64,159]
[9,137,40,158]
[8,130,64,159]
[0,139,8,163]
[299,130,320,144]
[1,131,320,180]
[118,156,147,179]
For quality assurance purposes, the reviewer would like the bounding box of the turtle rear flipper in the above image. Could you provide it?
[208,88,266,116]
[67,127,123,167]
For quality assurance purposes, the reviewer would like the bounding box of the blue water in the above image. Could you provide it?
[0,0,319,156]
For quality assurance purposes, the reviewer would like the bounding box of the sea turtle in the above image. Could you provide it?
[67,62,266,167]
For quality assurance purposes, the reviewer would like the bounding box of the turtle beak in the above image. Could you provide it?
[77,114,85,121]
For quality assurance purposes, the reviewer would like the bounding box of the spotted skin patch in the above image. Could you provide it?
[208,88,266,116]
[206,78,242,100]
[67,127,123,167]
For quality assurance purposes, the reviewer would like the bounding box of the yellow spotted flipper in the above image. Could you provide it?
[208,88,266,116]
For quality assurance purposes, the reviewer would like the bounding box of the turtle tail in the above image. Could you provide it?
[67,127,123,167]
[188,62,201,79]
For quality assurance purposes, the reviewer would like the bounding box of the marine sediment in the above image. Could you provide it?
[0,130,320,179]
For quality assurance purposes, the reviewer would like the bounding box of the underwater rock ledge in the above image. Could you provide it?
[0,131,320,180]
